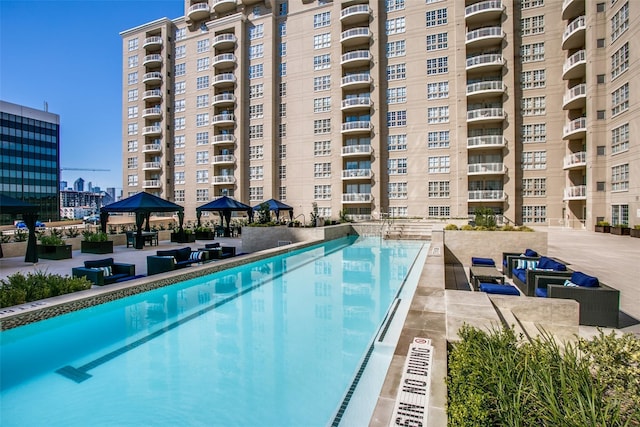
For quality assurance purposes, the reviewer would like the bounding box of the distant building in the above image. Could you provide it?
[106,187,116,201]
[60,181,68,191]
[73,178,84,192]
[0,100,60,224]
[59,189,108,219]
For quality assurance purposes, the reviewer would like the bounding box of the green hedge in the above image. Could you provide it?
[0,271,92,308]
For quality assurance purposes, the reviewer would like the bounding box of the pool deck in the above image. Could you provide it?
[1,227,639,426]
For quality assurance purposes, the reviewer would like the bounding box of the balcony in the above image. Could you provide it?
[467,135,506,150]
[341,73,372,89]
[562,49,586,80]
[142,72,162,84]
[143,54,162,66]
[562,0,584,21]
[143,36,162,50]
[212,33,237,49]
[564,185,586,201]
[212,53,236,68]
[340,28,371,47]
[142,89,162,101]
[562,16,585,50]
[142,126,161,136]
[212,0,236,14]
[342,169,372,180]
[562,83,586,110]
[142,107,162,119]
[142,180,161,189]
[187,2,210,22]
[211,73,236,88]
[341,50,371,67]
[466,81,505,98]
[212,134,236,145]
[563,151,587,169]
[212,113,234,125]
[562,117,586,140]
[341,144,373,157]
[465,54,504,72]
[212,154,236,165]
[142,144,161,153]
[340,4,371,25]
[341,121,372,134]
[212,93,236,107]
[213,175,236,184]
[465,27,504,48]
[341,97,372,111]
[143,161,161,171]
[465,1,504,23]
[467,162,506,175]
[342,193,372,203]
[467,108,505,123]
[468,190,506,202]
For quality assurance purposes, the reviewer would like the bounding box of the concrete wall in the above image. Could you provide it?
[444,230,548,266]
[240,223,354,253]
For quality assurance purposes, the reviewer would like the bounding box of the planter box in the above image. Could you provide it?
[610,226,630,236]
[594,225,610,233]
[195,231,215,240]
[81,240,113,254]
[37,244,72,260]
[630,228,640,238]
[171,232,196,243]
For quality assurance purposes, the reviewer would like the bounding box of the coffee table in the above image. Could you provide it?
[469,265,505,290]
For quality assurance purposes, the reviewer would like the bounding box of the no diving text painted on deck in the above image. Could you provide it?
[389,337,433,427]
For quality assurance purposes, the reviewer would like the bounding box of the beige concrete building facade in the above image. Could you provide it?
[121,0,639,228]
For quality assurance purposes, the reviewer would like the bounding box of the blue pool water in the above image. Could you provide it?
[0,236,426,426]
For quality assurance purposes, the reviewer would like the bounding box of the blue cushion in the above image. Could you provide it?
[175,247,192,262]
[537,256,566,271]
[479,282,520,295]
[535,287,548,297]
[570,271,599,288]
[472,257,495,266]
[524,248,538,257]
[512,268,527,283]
[85,258,114,268]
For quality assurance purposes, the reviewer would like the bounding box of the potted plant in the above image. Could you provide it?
[171,228,196,243]
[195,225,215,240]
[81,231,113,254]
[630,225,640,238]
[37,233,72,260]
[610,223,631,236]
[595,221,611,233]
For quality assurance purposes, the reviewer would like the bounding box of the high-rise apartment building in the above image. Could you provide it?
[0,100,60,224]
[121,0,638,228]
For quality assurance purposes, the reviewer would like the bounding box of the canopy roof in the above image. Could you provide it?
[101,192,184,214]
[252,198,293,212]
[0,194,39,215]
[196,196,252,212]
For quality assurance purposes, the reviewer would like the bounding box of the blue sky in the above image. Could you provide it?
[1,0,184,191]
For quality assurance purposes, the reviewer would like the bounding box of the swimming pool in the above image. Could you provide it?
[0,236,427,426]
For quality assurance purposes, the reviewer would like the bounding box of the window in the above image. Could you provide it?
[175,81,186,95]
[521,69,546,89]
[387,87,407,104]
[196,113,209,127]
[428,206,449,218]
[597,145,606,156]
[428,181,449,198]
[388,158,407,175]
[386,17,406,35]
[279,83,287,97]
[386,40,406,58]
[253,6,261,16]
[250,166,264,180]
[175,63,186,76]
[611,123,629,154]
[388,134,407,151]
[611,2,629,42]
[128,38,138,51]
[314,185,331,200]
[197,57,209,71]
[249,24,264,40]
[387,110,407,127]
[279,22,287,37]
[427,131,450,148]
[279,187,287,201]
[174,135,185,148]
[427,106,449,123]
[597,2,605,12]
[249,145,264,160]
[314,11,330,28]
[521,15,545,36]
[313,75,331,91]
[197,39,210,53]
[522,0,544,8]
[279,144,286,159]
[522,151,546,169]
[175,45,186,59]
[611,83,629,116]
[597,38,606,48]
[317,207,330,217]
[128,55,138,68]
[426,32,447,51]
[314,140,331,156]
[279,0,288,16]
[522,123,546,143]
[522,206,546,223]
[388,182,408,199]
[127,106,138,119]
[127,89,138,102]
[249,104,264,119]
[196,132,209,145]
[279,42,287,57]
[314,97,331,112]
[196,94,209,108]
[127,175,138,187]
[249,124,263,139]
[387,63,406,81]
[386,0,405,12]
[427,57,448,74]
[314,119,331,134]
[611,204,629,226]
[174,190,185,202]
[425,8,447,27]
[249,64,264,79]
[597,110,606,120]
[278,165,286,180]
[249,187,264,202]
[611,43,629,80]
[250,83,264,99]
[597,74,606,84]
[390,206,409,217]
[280,63,287,77]
[611,164,629,191]
[521,42,545,62]
[127,72,138,85]
[597,181,606,191]
[427,81,448,99]
[127,157,138,169]
[314,33,331,49]
[175,28,186,41]
[522,178,546,196]
[127,140,138,152]
[174,153,185,167]
[314,162,331,178]
[428,156,450,173]
[279,123,287,137]
[127,123,138,135]
[279,103,286,117]
[196,169,209,183]
[174,99,185,112]
[522,96,546,115]
[174,117,185,130]
[196,189,209,202]
[313,54,331,70]
[249,44,264,59]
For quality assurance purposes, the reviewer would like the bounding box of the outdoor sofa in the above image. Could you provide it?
[72,257,136,286]
[501,248,539,277]
[198,242,236,260]
[146,246,208,275]
[511,256,570,296]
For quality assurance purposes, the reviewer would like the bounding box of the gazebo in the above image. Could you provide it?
[196,196,253,237]
[0,194,40,262]
[100,192,184,249]
[253,198,294,222]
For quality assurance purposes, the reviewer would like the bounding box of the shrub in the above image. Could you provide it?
[516,225,534,232]
[597,220,610,226]
[1,234,11,243]
[39,233,65,246]
[444,224,459,230]
[0,271,92,308]
[474,207,496,228]
[65,227,80,238]
[82,231,108,242]
[500,224,515,231]
[13,229,27,242]
[460,224,475,231]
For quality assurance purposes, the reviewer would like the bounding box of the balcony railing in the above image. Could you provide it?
[564,185,586,200]
[466,54,504,70]
[466,27,503,43]
[212,134,236,144]
[563,49,586,78]
[143,162,161,170]
[341,97,372,109]
[341,50,371,65]
[468,190,506,201]
[465,0,503,18]
[563,83,586,109]
[342,169,372,179]
[143,54,162,65]
[340,4,371,22]
[187,2,210,20]
[212,53,236,67]
[563,117,586,138]
[143,36,162,49]
[467,135,505,149]
[212,154,236,164]
[467,108,505,121]
[142,72,162,83]
[212,93,236,105]
[142,126,161,135]
[142,180,161,188]
[341,121,372,133]
[467,162,506,174]
[212,33,237,47]
[212,73,236,86]
[563,151,586,168]
[142,107,162,118]
[341,145,373,156]
[143,89,162,100]
[466,80,505,95]
[562,15,585,47]
[212,113,234,124]
[142,144,161,153]
[341,73,372,88]
[342,193,372,203]
[340,27,371,44]
[213,175,236,184]
[212,0,236,13]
